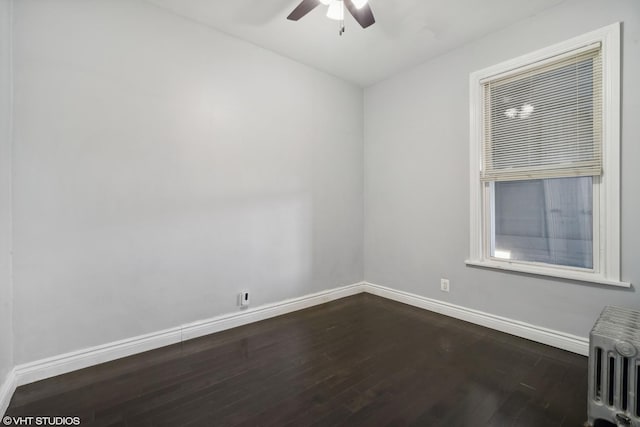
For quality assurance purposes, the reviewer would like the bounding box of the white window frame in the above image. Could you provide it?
[466,22,629,288]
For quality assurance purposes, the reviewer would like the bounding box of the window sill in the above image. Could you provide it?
[464,259,631,288]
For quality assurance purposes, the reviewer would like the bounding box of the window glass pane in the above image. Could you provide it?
[492,176,593,269]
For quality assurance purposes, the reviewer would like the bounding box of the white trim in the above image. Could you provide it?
[14,327,184,387]
[0,368,16,417]
[179,283,363,341]
[469,74,483,262]
[2,280,592,415]
[468,22,624,286]
[470,23,619,84]
[12,282,364,388]
[464,259,630,288]
[362,282,589,356]
[478,41,602,84]
[601,22,621,281]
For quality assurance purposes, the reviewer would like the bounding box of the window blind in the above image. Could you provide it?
[481,43,602,182]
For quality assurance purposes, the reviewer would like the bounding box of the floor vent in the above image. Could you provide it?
[589,306,640,427]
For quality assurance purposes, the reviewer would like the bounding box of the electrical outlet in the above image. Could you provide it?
[240,291,250,307]
[440,278,450,293]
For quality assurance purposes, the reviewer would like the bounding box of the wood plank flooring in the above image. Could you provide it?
[6,294,588,426]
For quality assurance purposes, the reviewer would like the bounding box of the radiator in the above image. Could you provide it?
[589,306,640,427]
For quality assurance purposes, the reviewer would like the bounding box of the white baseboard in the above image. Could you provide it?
[363,282,589,356]
[4,279,589,416]
[14,327,184,387]
[180,282,364,341]
[0,368,16,418]
[13,282,365,389]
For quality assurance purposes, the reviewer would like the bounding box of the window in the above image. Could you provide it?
[467,23,627,287]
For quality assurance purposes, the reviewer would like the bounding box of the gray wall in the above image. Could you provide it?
[11,0,638,368]
[0,0,13,385]
[364,0,640,338]
[12,0,364,364]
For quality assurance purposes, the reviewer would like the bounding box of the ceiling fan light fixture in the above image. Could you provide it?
[286,0,375,32]
[351,0,368,9]
[326,1,344,20]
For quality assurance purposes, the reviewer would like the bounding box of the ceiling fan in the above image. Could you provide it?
[287,0,375,35]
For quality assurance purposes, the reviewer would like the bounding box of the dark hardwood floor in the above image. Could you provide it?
[7,294,588,426]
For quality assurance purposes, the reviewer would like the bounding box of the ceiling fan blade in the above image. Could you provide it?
[287,0,321,21]
[344,0,375,28]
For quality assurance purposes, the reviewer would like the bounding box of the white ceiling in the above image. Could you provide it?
[145,0,566,87]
